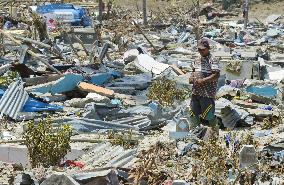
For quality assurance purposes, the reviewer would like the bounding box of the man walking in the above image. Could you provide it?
[189,38,220,133]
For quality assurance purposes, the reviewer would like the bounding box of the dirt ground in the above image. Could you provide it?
[249,0,284,21]
[113,0,284,22]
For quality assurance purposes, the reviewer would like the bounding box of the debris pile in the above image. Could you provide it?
[0,0,284,184]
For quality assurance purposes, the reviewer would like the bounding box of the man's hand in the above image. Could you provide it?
[189,77,195,84]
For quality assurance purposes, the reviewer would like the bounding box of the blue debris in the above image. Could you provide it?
[111,99,122,106]
[246,86,278,98]
[22,97,63,112]
[149,101,159,116]
[224,134,231,147]
[89,73,112,85]
[107,68,122,78]
[106,73,152,90]
[28,73,84,94]
[273,150,284,162]
[260,105,273,111]
[36,4,90,27]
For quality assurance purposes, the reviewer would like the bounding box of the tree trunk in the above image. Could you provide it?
[143,0,147,25]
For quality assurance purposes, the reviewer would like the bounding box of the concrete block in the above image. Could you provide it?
[78,82,114,97]
[77,50,87,58]
[176,118,189,132]
[169,118,190,140]
[134,54,170,75]
[86,93,110,103]
[123,49,139,62]
[0,144,84,166]
[239,145,257,169]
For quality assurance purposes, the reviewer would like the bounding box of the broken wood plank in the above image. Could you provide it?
[78,82,114,97]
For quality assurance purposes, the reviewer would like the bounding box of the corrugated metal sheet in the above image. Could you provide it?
[78,142,137,169]
[0,80,29,119]
[113,116,151,129]
[52,117,139,132]
[0,64,11,75]
[52,115,151,132]
[215,98,253,128]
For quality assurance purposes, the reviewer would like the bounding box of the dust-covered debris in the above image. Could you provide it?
[0,0,284,184]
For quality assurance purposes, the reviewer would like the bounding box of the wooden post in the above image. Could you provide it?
[196,0,201,40]
[244,0,249,29]
[133,21,157,51]
[98,0,103,23]
[143,0,147,25]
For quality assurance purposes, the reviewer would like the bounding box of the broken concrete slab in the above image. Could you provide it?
[215,98,253,128]
[41,174,80,185]
[0,144,83,166]
[134,54,171,75]
[266,14,281,24]
[26,73,84,95]
[64,98,99,108]
[246,108,279,118]
[72,169,120,185]
[123,49,140,62]
[106,73,151,90]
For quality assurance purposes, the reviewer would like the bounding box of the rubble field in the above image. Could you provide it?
[0,0,284,185]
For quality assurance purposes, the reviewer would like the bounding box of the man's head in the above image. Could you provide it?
[197,38,210,57]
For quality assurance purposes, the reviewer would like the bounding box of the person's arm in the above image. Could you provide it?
[189,70,196,84]
[195,71,219,85]
[195,56,220,85]
[189,76,195,84]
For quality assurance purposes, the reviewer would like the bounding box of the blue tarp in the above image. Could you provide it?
[22,97,63,112]
[36,4,90,27]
